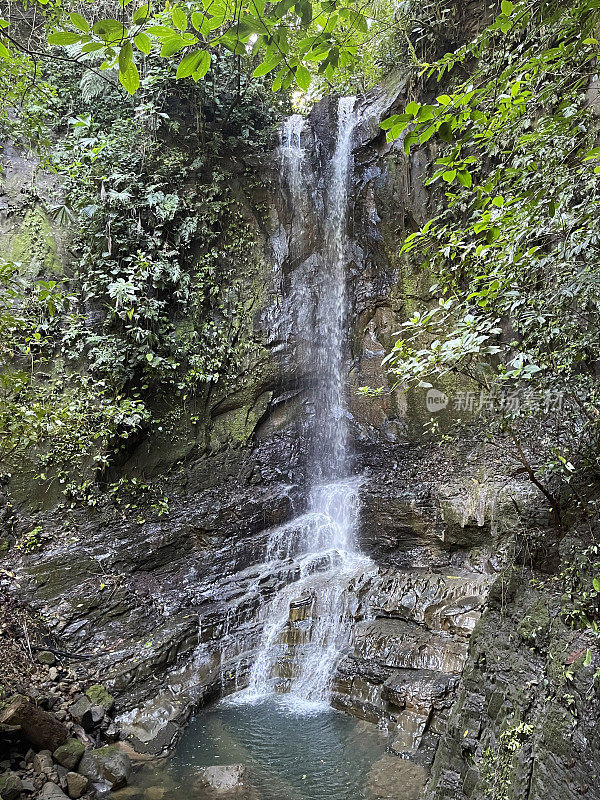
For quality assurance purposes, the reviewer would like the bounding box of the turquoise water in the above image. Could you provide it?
[131,697,386,800]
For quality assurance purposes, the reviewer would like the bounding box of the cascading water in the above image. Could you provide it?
[234,98,373,711]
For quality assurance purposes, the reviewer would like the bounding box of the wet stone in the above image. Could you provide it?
[53,738,85,770]
[69,697,93,731]
[65,772,88,799]
[0,771,23,800]
[39,783,69,800]
[200,764,246,791]
[33,750,54,775]
[78,745,132,790]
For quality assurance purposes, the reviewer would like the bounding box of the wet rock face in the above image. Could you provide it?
[331,568,493,761]
[426,576,600,800]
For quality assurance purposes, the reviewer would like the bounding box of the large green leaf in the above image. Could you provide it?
[119,60,140,94]
[253,55,281,77]
[172,6,188,31]
[119,40,133,72]
[70,12,90,33]
[294,63,311,90]
[92,19,127,43]
[192,50,211,80]
[134,32,151,54]
[176,49,202,78]
[48,31,83,45]
[133,3,152,23]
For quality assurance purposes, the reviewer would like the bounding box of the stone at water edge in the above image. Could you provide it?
[0,697,68,751]
[200,764,246,791]
[144,786,165,800]
[365,754,427,800]
[65,772,89,799]
[0,771,22,800]
[78,745,132,790]
[53,738,86,770]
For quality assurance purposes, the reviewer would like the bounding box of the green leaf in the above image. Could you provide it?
[406,101,420,116]
[295,64,311,90]
[172,6,188,31]
[403,131,419,154]
[119,39,133,72]
[160,35,188,57]
[47,31,83,45]
[192,50,211,80]
[380,114,410,130]
[119,60,140,94]
[176,49,202,78]
[272,68,286,92]
[146,25,176,39]
[81,42,105,52]
[133,3,152,23]
[191,12,210,34]
[457,170,472,188]
[70,12,90,33]
[0,40,9,59]
[134,32,151,54]
[438,121,453,142]
[501,0,514,14]
[253,55,281,77]
[593,577,600,592]
[92,19,127,43]
[442,170,457,182]
[419,124,436,145]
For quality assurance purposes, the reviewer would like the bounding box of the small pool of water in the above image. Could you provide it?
[129,697,387,800]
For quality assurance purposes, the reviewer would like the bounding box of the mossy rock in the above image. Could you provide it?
[86,684,115,712]
[1,205,62,277]
[53,737,86,769]
[518,598,551,645]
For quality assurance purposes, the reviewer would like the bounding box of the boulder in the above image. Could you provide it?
[201,764,246,792]
[40,782,69,800]
[78,745,132,790]
[33,749,54,774]
[366,755,427,800]
[69,697,93,731]
[0,697,68,751]
[144,788,165,800]
[85,685,115,713]
[53,738,85,770]
[0,771,22,800]
[65,772,89,799]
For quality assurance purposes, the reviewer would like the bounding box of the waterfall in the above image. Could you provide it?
[232,98,373,712]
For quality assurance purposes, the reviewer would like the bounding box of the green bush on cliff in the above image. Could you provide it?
[0,32,281,493]
[381,0,600,524]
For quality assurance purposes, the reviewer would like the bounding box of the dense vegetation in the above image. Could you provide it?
[1,12,287,496]
[2,0,600,537]
[380,0,600,527]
